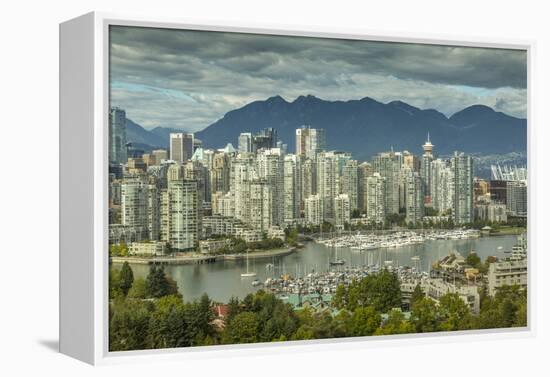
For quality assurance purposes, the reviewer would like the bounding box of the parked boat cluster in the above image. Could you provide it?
[255,264,428,296]
[317,229,481,251]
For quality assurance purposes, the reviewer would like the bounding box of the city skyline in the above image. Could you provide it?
[110,26,527,131]
[107,26,528,352]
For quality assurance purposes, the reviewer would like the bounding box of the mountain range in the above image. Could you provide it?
[126,95,526,161]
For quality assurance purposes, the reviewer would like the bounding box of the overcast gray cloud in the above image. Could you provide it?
[109,26,527,131]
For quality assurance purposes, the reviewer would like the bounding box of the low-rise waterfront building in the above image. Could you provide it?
[199,239,233,254]
[488,259,528,296]
[422,278,480,314]
[128,241,167,256]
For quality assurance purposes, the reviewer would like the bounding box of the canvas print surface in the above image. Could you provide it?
[107,26,528,351]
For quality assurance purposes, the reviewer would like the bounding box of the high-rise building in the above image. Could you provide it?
[160,180,199,250]
[300,157,316,212]
[341,160,359,212]
[252,128,277,152]
[358,162,373,212]
[109,107,127,164]
[404,168,425,225]
[152,149,168,165]
[257,148,284,226]
[230,153,257,222]
[489,180,508,205]
[506,180,527,217]
[366,173,386,223]
[317,151,348,222]
[121,178,157,241]
[430,159,452,214]
[421,134,435,199]
[296,126,326,160]
[170,133,194,163]
[373,151,400,216]
[247,180,273,232]
[238,132,252,153]
[210,152,231,195]
[283,154,301,222]
[403,151,421,172]
[304,194,323,226]
[334,194,351,230]
[451,152,474,224]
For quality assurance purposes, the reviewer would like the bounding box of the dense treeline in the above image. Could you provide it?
[109,263,527,351]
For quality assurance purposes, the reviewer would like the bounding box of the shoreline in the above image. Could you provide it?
[110,246,297,266]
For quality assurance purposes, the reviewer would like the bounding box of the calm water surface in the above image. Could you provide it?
[115,235,519,303]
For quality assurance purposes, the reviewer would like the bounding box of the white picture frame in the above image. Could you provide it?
[59,11,535,365]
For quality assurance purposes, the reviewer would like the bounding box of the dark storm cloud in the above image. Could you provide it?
[109,25,527,131]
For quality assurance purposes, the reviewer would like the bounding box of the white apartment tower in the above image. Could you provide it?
[283,154,301,222]
[334,194,351,230]
[366,173,386,223]
[404,168,425,225]
[305,194,323,226]
[160,180,200,250]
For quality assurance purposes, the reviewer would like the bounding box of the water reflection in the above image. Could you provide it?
[116,235,518,303]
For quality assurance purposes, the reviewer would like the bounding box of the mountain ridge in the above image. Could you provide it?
[126,95,526,160]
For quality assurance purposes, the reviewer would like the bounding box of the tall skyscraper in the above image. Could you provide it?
[304,194,323,226]
[421,134,435,200]
[247,180,273,232]
[506,180,527,217]
[373,151,400,216]
[238,132,252,153]
[334,194,351,230]
[252,128,277,152]
[451,152,474,224]
[357,162,373,212]
[341,159,359,212]
[404,168,425,225]
[257,148,284,226]
[160,180,199,250]
[300,157,316,212]
[430,159,452,213]
[170,132,194,163]
[230,153,257,222]
[366,173,386,223]
[296,126,326,160]
[316,152,343,222]
[121,177,158,241]
[283,154,301,222]
[109,107,127,164]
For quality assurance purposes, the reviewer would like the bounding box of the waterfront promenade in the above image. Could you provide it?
[110,247,296,265]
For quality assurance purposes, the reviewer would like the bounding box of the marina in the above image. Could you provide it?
[113,233,519,303]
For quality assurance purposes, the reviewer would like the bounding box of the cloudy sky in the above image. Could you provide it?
[109,26,527,131]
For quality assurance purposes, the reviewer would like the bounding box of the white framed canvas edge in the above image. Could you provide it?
[59,11,536,366]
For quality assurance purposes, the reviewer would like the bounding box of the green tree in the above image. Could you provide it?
[410,297,440,333]
[119,262,134,296]
[127,277,148,299]
[145,265,179,298]
[147,295,187,349]
[348,306,381,336]
[223,312,259,344]
[375,309,414,335]
[109,298,152,351]
[109,268,123,299]
[438,293,471,331]
[410,283,425,309]
[465,253,481,268]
